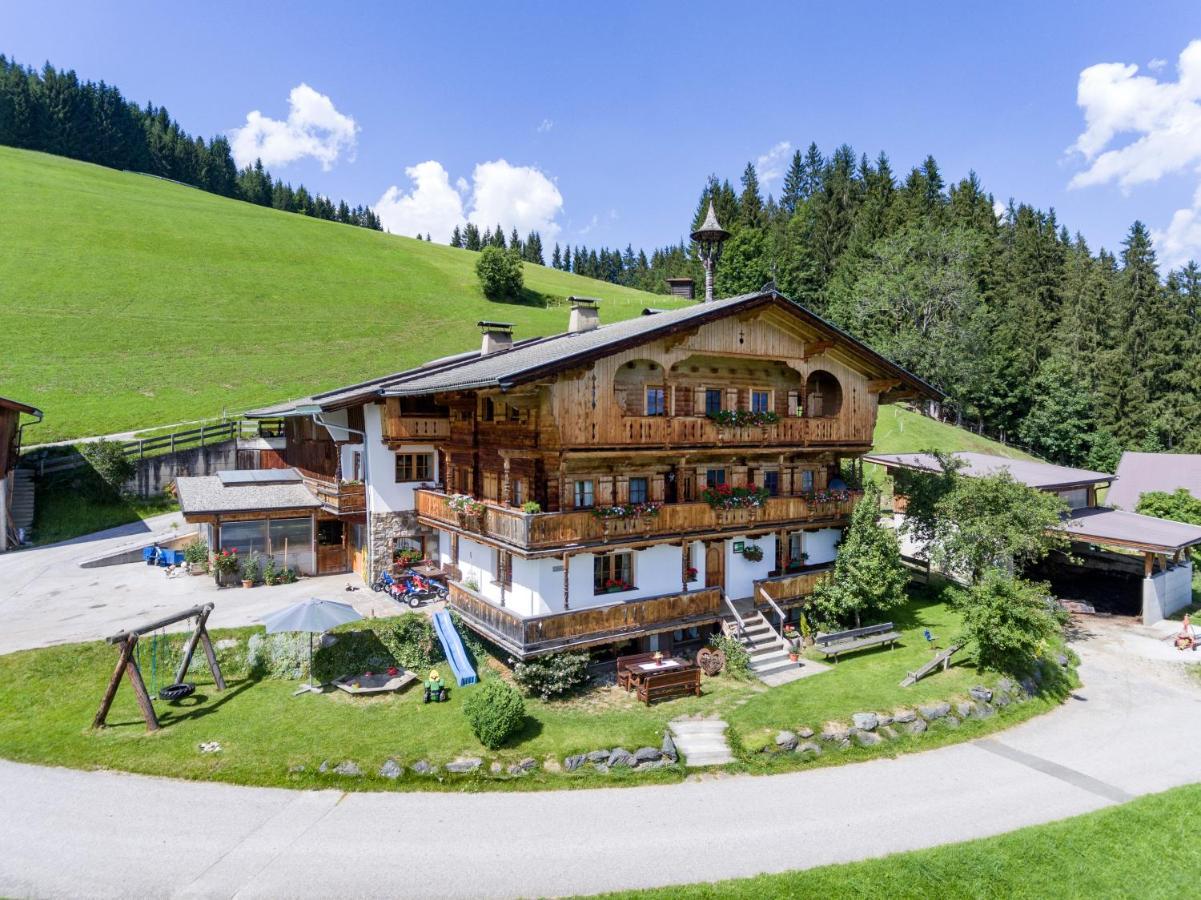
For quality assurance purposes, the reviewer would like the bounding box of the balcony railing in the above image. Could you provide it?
[417,489,860,552]
[562,414,873,449]
[304,476,366,515]
[382,415,450,442]
[448,581,723,657]
[754,566,834,608]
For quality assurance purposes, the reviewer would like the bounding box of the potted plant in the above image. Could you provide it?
[741,544,764,563]
[521,500,542,514]
[262,555,279,586]
[684,566,698,583]
[183,538,209,575]
[212,548,240,588]
[240,551,261,588]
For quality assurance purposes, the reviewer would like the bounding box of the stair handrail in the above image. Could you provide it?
[720,593,749,641]
[758,587,790,643]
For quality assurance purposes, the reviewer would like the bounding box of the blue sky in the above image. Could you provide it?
[7,1,1201,267]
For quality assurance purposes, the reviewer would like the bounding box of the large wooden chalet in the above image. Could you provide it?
[178,289,939,658]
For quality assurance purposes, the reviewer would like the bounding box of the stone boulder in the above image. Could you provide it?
[855,731,882,747]
[993,693,1011,708]
[906,718,927,736]
[943,716,960,729]
[996,677,1015,696]
[506,758,538,776]
[445,757,482,774]
[796,741,822,757]
[918,702,950,720]
[969,686,993,703]
[587,749,611,763]
[852,712,878,732]
[876,715,893,728]
[775,730,799,751]
[633,747,662,764]
[973,702,995,719]
[378,759,402,779]
[892,709,916,724]
[608,748,635,768]
[333,760,362,777]
[564,754,587,772]
[821,723,851,743]
[880,725,898,740]
[661,734,678,761]
[797,726,815,739]
[410,759,436,775]
[956,701,974,719]
[490,761,503,775]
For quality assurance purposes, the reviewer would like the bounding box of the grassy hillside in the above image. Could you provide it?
[0,147,673,442]
[872,405,1035,459]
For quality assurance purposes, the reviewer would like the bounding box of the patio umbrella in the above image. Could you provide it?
[261,598,362,695]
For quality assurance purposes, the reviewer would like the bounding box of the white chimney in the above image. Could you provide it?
[479,321,514,355]
[567,296,601,333]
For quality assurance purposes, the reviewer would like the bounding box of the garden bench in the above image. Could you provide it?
[815,622,901,661]
[617,652,660,691]
[635,666,701,705]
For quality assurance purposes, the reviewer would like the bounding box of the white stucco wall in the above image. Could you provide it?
[455,535,500,604]
[802,528,842,566]
[564,544,685,611]
[362,403,438,513]
[1142,561,1194,625]
[724,534,776,599]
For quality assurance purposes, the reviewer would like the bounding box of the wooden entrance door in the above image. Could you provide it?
[705,541,724,592]
[351,523,365,575]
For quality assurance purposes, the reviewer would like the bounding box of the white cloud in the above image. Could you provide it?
[374,161,466,241]
[755,140,792,188]
[537,118,554,133]
[374,158,563,244]
[1068,39,1201,268]
[467,159,563,243]
[229,83,358,170]
[992,200,1008,221]
[1148,57,1168,72]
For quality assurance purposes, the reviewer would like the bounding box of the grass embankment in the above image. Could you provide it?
[31,478,177,545]
[870,405,1036,459]
[0,146,669,443]
[0,594,1065,792]
[593,784,1201,899]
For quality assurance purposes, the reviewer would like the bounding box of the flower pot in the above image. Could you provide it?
[241,579,254,589]
[788,652,799,663]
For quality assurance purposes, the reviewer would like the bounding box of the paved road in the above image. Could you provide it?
[2,626,1198,899]
[0,513,392,654]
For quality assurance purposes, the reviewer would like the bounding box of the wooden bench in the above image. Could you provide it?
[616,652,659,691]
[815,622,901,662]
[635,666,702,705]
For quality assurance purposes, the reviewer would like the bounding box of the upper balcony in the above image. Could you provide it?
[303,476,366,516]
[416,488,860,553]
[560,413,873,450]
[382,415,450,442]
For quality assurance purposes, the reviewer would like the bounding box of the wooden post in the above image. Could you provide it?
[199,627,226,691]
[123,641,160,732]
[1144,552,1154,578]
[92,637,136,729]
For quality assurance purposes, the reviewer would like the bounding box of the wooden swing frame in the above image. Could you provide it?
[92,603,225,732]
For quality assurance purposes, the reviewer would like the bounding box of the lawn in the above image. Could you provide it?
[591,783,1201,899]
[31,480,178,545]
[0,147,671,443]
[870,405,1036,459]
[0,593,1066,792]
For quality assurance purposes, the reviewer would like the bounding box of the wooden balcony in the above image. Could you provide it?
[416,489,860,553]
[561,414,874,450]
[382,415,450,442]
[754,566,834,608]
[448,581,723,658]
[304,476,366,516]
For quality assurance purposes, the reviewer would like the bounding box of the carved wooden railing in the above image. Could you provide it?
[567,415,874,449]
[417,489,860,552]
[304,476,366,515]
[448,581,722,655]
[382,415,451,442]
[753,566,834,607]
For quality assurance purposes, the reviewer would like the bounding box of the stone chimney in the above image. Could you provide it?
[567,297,601,333]
[478,321,514,355]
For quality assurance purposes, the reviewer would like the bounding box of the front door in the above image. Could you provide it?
[350,523,365,576]
[705,541,724,591]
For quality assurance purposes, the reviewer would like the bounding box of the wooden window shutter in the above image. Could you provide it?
[651,473,665,501]
[726,387,739,412]
[598,478,614,505]
[732,465,748,487]
[694,386,705,417]
[616,475,629,503]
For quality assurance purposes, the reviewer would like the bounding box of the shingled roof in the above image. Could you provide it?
[248,289,942,417]
[1107,452,1201,511]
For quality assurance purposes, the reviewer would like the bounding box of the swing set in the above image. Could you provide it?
[92,603,226,732]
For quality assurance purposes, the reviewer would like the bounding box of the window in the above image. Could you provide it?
[706,468,726,488]
[396,452,433,483]
[317,520,344,546]
[593,552,633,593]
[763,470,780,496]
[751,390,771,413]
[574,479,595,509]
[800,470,815,492]
[705,389,723,415]
[512,478,524,507]
[788,532,804,566]
[350,451,362,482]
[495,549,512,587]
[509,404,521,422]
[481,398,494,421]
[646,387,666,416]
[629,477,648,504]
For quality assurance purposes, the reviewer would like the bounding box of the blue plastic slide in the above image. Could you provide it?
[432,610,478,686]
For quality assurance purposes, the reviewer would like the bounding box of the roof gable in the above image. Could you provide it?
[1108,452,1201,511]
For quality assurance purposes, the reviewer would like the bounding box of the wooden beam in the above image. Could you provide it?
[802,339,835,359]
[865,378,901,394]
[663,327,700,352]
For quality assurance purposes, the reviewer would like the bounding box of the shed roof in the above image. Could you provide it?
[1064,506,1201,552]
[864,451,1112,491]
[175,469,320,517]
[0,396,42,417]
[248,290,942,417]
[1107,452,1201,511]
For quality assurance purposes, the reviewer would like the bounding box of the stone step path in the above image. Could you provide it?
[740,612,812,687]
[669,717,734,767]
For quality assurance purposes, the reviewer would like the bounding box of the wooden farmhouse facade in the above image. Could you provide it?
[0,396,42,552]
[179,289,939,658]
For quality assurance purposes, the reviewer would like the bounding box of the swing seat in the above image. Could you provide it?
[159,682,195,702]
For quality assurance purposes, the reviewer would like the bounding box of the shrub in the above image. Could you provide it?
[953,569,1067,673]
[183,538,209,567]
[463,678,526,749]
[476,245,524,301]
[79,439,135,499]
[1136,488,1201,525]
[240,550,262,582]
[511,651,591,700]
[521,500,542,514]
[709,633,751,678]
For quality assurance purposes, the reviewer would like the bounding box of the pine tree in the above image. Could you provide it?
[738,162,763,227]
[450,225,463,248]
[781,149,805,215]
[551,243,562,269]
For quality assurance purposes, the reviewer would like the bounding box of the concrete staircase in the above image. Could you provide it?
[668,718,734,767]
[9,469,35,538]
[738,610,808,687]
